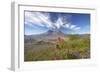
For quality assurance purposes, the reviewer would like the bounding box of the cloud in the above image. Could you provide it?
[54,17,63,29]
[74,27,80,30]
[63,23,71,28]
[62,23,80,30]
[25,11,45,27]
[25,11,80,31]
[70,25,76,29]
[35,12,53,28]
[25,11,53,28]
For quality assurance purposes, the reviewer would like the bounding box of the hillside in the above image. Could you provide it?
[24,30,90,61]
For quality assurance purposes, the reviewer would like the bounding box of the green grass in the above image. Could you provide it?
[24,35,90,61]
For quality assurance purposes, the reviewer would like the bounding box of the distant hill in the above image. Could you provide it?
[24,29,90,43]
[25,30,65,40]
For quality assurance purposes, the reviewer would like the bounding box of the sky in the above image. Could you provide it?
[24,11,90,35]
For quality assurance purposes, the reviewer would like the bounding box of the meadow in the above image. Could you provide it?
[24,34,90,61]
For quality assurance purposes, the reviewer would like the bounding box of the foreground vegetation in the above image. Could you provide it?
[24,35,90,61]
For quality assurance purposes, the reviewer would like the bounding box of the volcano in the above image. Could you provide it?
[24,29,66,42]
[45,29,65,36]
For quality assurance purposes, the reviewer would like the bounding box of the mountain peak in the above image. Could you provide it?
[46,29,64,36]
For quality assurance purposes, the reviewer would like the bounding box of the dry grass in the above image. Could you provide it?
[24,35,90,61]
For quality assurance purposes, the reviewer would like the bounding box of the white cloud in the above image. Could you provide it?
[70,25,76,29]
[25,11,53,28]
[25,12,44,27]
[62,23,80,30]
[74,27,80,30]
[36,12,53,28]
[25,11,80,31]
[63,23,71,28]
[54,17,63,29]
